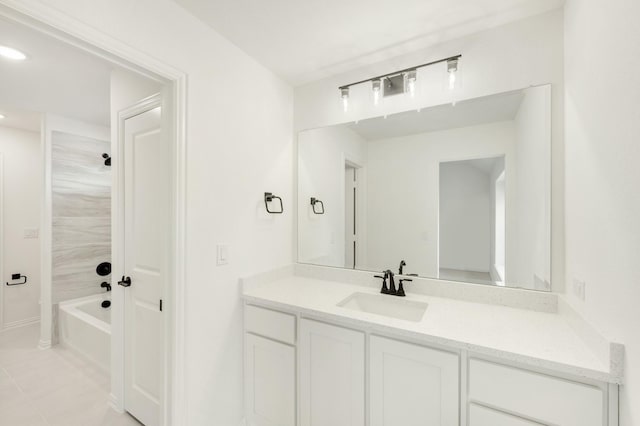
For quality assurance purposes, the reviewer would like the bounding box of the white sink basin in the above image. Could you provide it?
[337,292,428,322]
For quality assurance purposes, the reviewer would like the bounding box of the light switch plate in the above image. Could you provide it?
[24,228,39,239]
[216,244,229,266]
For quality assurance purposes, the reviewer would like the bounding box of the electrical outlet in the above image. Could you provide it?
[573,278,586,301]
[216,244,229,266]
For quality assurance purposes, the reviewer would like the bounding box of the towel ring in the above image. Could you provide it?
[264,192,284,214]
[310,197,325,214]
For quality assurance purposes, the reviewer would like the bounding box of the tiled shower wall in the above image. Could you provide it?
[52,131,111,303]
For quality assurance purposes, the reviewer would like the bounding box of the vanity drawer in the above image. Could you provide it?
[469,403,541,426]
[469,359,603,426]
[245,304,296,344]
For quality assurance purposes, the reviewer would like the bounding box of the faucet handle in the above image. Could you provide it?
[375,273,391,294]
[396,278,411,297]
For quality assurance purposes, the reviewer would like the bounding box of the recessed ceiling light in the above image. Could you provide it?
[0,114,5,119]
[0,45,27,61]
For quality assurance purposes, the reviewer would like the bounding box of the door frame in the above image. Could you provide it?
[0,153,4,330]
[342,156,366,270]
[0,3,188,425]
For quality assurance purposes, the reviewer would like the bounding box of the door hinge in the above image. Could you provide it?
[159,299,163,312]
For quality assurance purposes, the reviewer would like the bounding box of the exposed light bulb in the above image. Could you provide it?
[405,69,417,97]
[0,45,26,61]
[408,80,416,97]
[371,79,382,106]
[340,87,349,112]
[447,58,458,91]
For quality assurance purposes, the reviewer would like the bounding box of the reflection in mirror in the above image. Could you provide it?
[439,156,505,285]
[298,85,551,290]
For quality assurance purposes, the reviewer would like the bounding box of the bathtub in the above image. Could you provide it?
[59,294,111,372]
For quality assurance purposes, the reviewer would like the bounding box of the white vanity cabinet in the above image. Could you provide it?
[369,336,459,426]
[243,302,618,426]
[244,305,297,426]
[299,319,365,426]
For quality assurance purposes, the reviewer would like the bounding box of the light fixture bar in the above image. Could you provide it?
[338,54,461,90]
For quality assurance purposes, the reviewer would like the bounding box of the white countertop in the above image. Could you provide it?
[243,275,622,384]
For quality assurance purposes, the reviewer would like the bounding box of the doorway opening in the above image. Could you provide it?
[0,5,185,425]
[438,156,505,286]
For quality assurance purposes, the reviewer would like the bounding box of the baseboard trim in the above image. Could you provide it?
[38,338,52,350]
[2,316,40,331]
[109,394,125,413]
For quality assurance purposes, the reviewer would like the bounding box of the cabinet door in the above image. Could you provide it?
[300,319,365,426]
[370,336,459,426]
[245,333,296,426]
[469,404,543,426]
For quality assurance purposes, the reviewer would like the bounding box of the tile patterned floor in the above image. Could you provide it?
[0,323,141,425]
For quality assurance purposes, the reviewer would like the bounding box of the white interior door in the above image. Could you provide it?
[122,105,167,425]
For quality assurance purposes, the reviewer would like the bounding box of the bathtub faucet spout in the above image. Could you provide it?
[100,282,111,292]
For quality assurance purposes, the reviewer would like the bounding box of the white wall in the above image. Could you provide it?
[564,0,640,424]
[110,69,161,114]
[0,125,41,328]
[1,1,294,424]
[513,85,551,290]
[439,161,491,273]
[298,126,366,267]
[294,9,565,291]
[365,121,516,277]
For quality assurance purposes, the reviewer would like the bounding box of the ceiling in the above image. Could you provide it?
[0,16,114,129]
[442,156,504,175]
[174,0,564,85]
[346,89,524,141]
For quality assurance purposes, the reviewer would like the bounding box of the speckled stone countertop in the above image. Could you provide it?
[243,274,623,384]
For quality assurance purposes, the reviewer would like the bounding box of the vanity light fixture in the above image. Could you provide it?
[338,54,461,110]
[0,45,26,61]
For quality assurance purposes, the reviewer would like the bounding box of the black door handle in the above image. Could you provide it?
[118,276,132,287]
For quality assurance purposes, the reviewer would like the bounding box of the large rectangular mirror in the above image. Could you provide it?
[298,85,551,290]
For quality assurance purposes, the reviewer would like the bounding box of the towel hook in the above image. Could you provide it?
[310,197,325,214]
[264,192,284,214]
